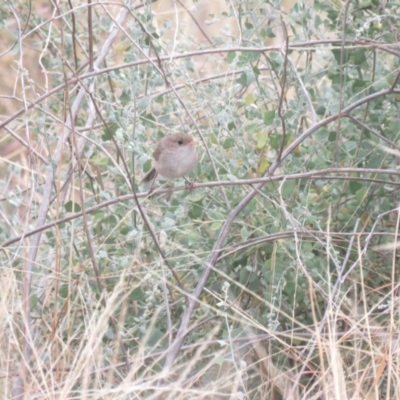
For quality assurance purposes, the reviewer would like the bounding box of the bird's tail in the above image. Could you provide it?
[141,167,157,183]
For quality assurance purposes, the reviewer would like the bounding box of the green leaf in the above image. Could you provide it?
[260,26,276,39]
[248,278,260,291]
[213,36,224,45]
[263,110,275,125]
[92,157,110,166]
[352,49,367,65]
[239,267,250,284]
[352,79,367,91]
[345,141,357,152]
[252,65,260,76]
[256,131,268,149]
[359,0,371,8]
[64,201,81,213]
[130,287,145,301]
[245,93,255,106]
[187,231,201,245]
[227,51,236,63]
[102,215,118,227]
[101,123,118,141]
[328,131,336,142]
[240,226,249,240]
[189,202,203,219]
[59,285,69,298]
[119,91,130,105]
[263,259,271,273]
[147,327,165,346]
[282,180,296,197]
[92,211,105,224]
[246,123,259,134]
[229,328,244,339]
[248,52,261,62]
[349,181,363,194]
[356,187,367,203]
[120,226,130,235]
[143,159,152,173]
[269,133,283,150]
[223,137,235,149]
[366,154,384,168]
[210,222,222,231]
[236,72,247,86]
[213,355,226,365]
[189,192,204,202]
[140,113,156,127]
[328,72,341,85]
[259,158,269,174]
[331,49,350,65]
[327,9,339,23]
[161,217,175,230]
[245,70,256,84]
[137,97,150,110]
[238,52,250,64]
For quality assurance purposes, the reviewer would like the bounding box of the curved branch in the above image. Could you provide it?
[2,40,398,131]
[161,83,400,372]
[2,167,400,250]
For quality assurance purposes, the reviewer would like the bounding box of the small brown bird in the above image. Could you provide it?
[141,133,198,184]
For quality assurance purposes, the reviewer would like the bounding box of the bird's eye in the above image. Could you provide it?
[178,140,183,145]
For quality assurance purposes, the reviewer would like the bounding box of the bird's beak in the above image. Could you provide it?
[189,140,197,146]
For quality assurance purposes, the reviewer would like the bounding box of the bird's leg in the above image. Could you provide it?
[184,176,195,193]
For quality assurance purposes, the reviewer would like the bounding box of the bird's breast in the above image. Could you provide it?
[155,146,197,179]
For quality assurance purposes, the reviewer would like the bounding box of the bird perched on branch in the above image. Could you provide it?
[141,133,198,189]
